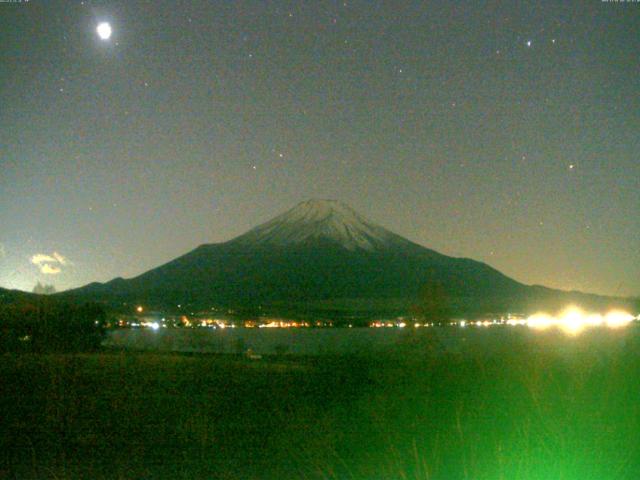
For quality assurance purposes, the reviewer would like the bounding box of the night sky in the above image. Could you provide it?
[1,1,638,297]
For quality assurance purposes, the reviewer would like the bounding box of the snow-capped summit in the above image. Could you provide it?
[232,199,405,251]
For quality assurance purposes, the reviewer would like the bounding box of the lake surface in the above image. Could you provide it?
[104,324,640,357]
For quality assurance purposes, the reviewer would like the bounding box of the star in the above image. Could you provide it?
[526,40,532,47]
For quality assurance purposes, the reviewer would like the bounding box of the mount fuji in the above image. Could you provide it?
[62,200,631,319]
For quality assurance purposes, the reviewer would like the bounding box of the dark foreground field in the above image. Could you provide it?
[2,329,640,479]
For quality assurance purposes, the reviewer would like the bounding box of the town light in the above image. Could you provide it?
[520,306,635,335]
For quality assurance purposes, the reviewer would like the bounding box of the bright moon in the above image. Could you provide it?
[97,22,112,40]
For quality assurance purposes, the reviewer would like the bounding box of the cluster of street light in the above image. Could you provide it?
[457,307,637,335]
[129,305,636,335]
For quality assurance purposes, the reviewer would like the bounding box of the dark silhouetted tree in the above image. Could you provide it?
[411,280,453,325]
[33,281,56,295]
[0,299,106,353]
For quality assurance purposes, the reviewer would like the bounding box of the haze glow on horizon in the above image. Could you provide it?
[0,1,638,297]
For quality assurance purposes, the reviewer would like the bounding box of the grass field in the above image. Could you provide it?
[2,329,640,479]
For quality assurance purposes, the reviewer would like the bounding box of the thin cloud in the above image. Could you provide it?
[30,251,70,274]
[31,254,57,266]
[52,252,67,265]
[41,264,62,275]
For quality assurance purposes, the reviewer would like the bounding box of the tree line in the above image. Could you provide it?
[0,299,106,353]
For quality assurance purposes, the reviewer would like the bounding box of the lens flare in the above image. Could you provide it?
[605,310,635,329]
[526,313,554,330]
[558,306,586,335]
[521,306,636,335]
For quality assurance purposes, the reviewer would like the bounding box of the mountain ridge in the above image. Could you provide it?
[58,199,636,318]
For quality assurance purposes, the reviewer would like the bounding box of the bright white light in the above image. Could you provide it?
[584,314,604,327]
[527,313,554,330]
[97,22,112,40]
[605,310,635,329]
[558,307,585,335]
[150,322,160,331]
[519,307,635,335]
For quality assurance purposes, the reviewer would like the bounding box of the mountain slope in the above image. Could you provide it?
[0,287,39,305]
[61,200,633,318]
